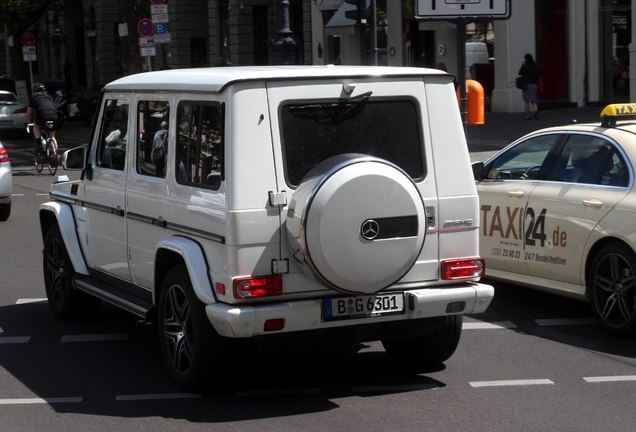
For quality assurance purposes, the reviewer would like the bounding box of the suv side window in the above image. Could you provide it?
[175,101,223,190]
[96,99,129,171]
[137,100,170,177]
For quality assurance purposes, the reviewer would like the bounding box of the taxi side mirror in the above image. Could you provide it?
[472,161,485,180]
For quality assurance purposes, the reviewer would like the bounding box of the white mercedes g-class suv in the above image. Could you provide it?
[40,66,493,389]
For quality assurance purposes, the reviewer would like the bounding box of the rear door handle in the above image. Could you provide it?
[507,190,525,198]
[582,198,603,208]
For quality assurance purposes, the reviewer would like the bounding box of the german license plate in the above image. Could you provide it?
[323,293,405,320]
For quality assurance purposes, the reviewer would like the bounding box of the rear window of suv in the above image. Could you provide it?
[280,97,425,186]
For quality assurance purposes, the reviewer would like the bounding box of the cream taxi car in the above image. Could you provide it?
[473,104,636,336]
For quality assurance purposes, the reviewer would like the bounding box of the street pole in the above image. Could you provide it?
[271,0,298,65]
[371,0,377,65]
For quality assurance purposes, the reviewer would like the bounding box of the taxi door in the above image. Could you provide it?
[477,134,562,275]
[524,133,631,288]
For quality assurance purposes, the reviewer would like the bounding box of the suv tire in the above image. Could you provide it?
[381,315,463,370]
[158,265,218,390]
[43,224,101,319]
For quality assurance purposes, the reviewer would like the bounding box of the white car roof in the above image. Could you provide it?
[104,65,449,93]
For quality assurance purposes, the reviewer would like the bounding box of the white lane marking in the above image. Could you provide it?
[584,375,636,383]
[36,193,49,196]
[116,393,202,401]
[11,194,24,197]
[469,379,554,388]
[16,298,47,304]
[0,397,82,405]
[534,318,596,326]
[0,336,31,344]
[463,321,516,330]
[61,334,130,343]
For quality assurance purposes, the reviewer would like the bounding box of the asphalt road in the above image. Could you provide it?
[1,125,635,432]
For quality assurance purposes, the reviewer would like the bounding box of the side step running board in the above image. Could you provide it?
[74,275,154,318]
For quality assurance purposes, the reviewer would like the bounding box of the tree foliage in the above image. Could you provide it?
[0,0,60,79]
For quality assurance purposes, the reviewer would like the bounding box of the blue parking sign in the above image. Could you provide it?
[154,23,168,35]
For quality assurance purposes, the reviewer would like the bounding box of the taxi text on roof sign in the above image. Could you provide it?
[600,103,636,127]
[601,103,636,117]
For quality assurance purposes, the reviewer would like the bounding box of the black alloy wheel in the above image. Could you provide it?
[588,243,636,336]
[158,265,216,390]
[43,224,100,319]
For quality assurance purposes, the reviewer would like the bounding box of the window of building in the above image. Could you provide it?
[96,99,128,171]
[175,102,224,190]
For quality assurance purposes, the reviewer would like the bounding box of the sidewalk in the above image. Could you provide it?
[466,106,602,161]
[9,106,606,167]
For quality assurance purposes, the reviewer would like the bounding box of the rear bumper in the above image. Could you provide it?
[206,282,494,338]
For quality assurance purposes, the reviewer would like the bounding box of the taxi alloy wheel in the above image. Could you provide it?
[158,265,215,390]
[43,224,100,320]
[589,243,636,336]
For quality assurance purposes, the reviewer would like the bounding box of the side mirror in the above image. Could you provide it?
[62,145,87,171]
[472,161,485,180]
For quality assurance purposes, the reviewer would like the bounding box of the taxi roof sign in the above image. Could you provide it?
[600,103,636,127]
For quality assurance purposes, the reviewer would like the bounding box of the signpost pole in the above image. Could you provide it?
[28,61,33,95]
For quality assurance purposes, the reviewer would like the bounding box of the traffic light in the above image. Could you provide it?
[344,0,368,25]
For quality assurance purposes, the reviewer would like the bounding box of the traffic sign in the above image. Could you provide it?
[141,45,156,57]
[416,0,510,19]
[154,23,168,35]
[152,13,169,23]
[20,32,36,46]
[22,46,37,62]
[137,18,155,36]
[151,4,168,14]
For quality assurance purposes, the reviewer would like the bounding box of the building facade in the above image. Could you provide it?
[0,0,633,113]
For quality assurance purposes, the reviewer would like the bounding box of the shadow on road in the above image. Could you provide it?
[0,301,447,422]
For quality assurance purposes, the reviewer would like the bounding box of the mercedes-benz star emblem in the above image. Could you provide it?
[361,219,380,240]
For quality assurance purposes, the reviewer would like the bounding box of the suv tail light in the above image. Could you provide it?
[0,146,9,163]
[441,258,485,280]
[233,275,283,299]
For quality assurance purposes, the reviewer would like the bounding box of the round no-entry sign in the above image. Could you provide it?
[21,32,36,46]
[137,18,154,37]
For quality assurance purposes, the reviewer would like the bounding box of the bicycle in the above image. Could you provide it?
[29,121,58,176]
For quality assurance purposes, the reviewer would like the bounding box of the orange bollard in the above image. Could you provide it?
[465,79,484,125]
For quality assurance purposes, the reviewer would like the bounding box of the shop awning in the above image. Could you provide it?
[324,0,369,36]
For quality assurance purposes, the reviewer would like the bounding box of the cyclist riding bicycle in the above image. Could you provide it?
[26,82,58,154]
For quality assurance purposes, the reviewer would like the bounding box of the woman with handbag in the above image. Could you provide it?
[518,53,541,119]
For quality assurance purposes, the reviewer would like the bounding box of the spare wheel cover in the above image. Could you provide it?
[299,156,425,294]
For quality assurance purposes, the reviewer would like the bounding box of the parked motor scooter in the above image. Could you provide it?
[55,90,97,129]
